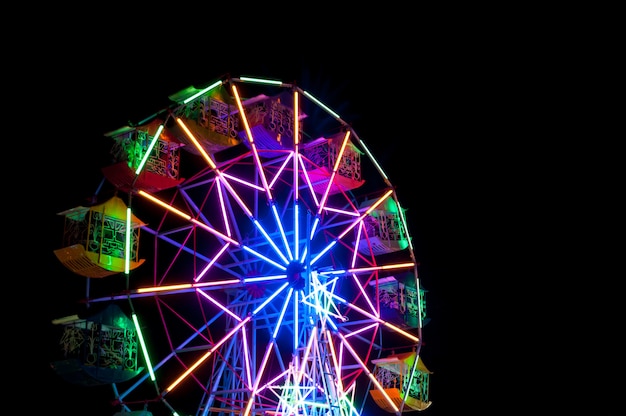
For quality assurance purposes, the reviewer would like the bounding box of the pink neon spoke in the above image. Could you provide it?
[194,243,230,282]
[196,289,241,322]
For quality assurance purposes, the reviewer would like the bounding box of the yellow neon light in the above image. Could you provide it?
[136,279,240,294]
[176,117,217,169]
[138,190,191,220]
[347,262,415,274]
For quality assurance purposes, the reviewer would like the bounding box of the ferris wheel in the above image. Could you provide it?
[51,75,432,416]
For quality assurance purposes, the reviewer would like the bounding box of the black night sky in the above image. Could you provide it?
[23,11,620,416]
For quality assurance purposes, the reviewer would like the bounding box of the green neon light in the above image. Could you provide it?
[358,140,389,181]
[125,207,131,274]
[239,76,283,85]
[132,313,156,381]
[182,80,223,104]
[302,90,340,119]
[135,124,164,175]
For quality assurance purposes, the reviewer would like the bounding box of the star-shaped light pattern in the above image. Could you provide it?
[83,75,430,416]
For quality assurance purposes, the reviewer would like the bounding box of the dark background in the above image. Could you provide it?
[18,9,620,416]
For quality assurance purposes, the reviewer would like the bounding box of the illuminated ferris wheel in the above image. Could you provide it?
[51,75,432,416]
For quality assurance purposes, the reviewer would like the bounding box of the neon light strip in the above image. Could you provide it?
[294,202,300,261]
[310,240,337,266]
[309,216,320,241]
[241,245,287,271]
[272,204,293,261]
[344,322,379,338]
[137,190,190,219]
[253,281,289,314]
[351,223,363,268]
[215,177,232,237]
[136,279,240,294]
[323,206,361,216]
[244,274,287,283]
[221,172,265,191]
[194,243,230,282]
[196,289,242,321]
[182,80,222,104]
[239,76,283,86]
[252,219,289,265]
[51,315,80,325]
[293,91,300,263]
[302,90,341,119]
[254,341,278,391]
[258,366,290,393]
[273,287,294,339]
[268,152,293,189]
[241,325,252,388]
[132,313,156,381]
[294,290,299,349]
[356,139,389,181]
[318,261,415,277]
[176,118,217,169]
[218,175,254,218]
[125,207,131,274]
[135,124,164,175]
[347,262,415,273]
[299,245,308,265]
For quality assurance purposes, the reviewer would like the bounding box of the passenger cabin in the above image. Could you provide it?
[301,132,365,195]
[368,274,427,329]
[102,118,185,193]
[356,195,409,256]
[370,351,432,412]
[168,84,242,158]
[50,304,143,386]
[53,196,145,278]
